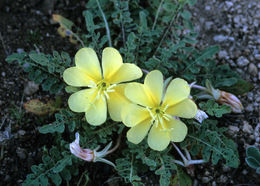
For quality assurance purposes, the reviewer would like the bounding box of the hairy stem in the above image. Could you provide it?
[96,0,112,47]
[152,0,165,31]
[106,133,122,155]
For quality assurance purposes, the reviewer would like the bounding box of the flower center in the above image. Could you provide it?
[90,80,117,102]
[147,105,171,131]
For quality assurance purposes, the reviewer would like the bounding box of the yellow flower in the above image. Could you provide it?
[121,70,197,151]
[63,47,142,125]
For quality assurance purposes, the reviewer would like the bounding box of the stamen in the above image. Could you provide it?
[154,119,159,127]
[88,80,97,88]
[163,104,169,112]
[108,84,117,89]
[101,94,106,102]
[107,89,115,93]
[104,91,110,99]
[146,107,156,121]
[163,113,171,121]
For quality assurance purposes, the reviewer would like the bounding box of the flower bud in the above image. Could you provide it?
[194,109,208,123]
[70,132,116,167]
[70,132,94,161]
[217,91,243,113]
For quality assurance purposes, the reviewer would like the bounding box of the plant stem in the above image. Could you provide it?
[172,159,185,166]
[141,68,150,74]
[152,0,165,31]
[188,159,206,165]
[118,0,126,48]
[106,133,122,155]
[172,142,187,162]
[72,32,85,48]
[191,84,207,91]
[153,4,181,56]
[96,0,112,47]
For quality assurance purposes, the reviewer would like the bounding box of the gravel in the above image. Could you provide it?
[190,0,260,184]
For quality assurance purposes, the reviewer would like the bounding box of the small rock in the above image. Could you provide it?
[242,169,248,175]
[218,175,228,183]
[225,1,233,9]
[237,56,249,67]
[205,5,211,11]
[218,50,228,59]
[245,104,254,112]
[228,126,240,135]
[222,165,231,172]
[233,15,241,24]
[24,81,39,95]
[16,147,27,159]
[202,177,211,183]
[242,121,253,134]
[1,72,6,77]
[17,48,24,54]
[212,181,217,186]
[18,130,26,136]
[255,54,260,61]
[248,64,258,76]
[213,35,228,42]
[205,21,214,30]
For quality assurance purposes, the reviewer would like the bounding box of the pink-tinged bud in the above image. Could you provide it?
[194,109,208,123]
[217,91,243,113]
[70,133,94,162]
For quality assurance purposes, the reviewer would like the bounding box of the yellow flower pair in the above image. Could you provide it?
[63,47,197,151]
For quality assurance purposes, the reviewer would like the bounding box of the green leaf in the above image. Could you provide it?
[247,146,260,160]
[196,45,219,62]
[29,53,49,66]
[60,168,72,182]
[39,175,48,186]
[155,155,177,186]
[246,157,260,169]
[199,100,231,117]
[181,10,191,20]
[49,173,62,186]
[42,77,58,91]
[223,79,254,95]
[52,156,72,173]
[256,167,260,174]
[172,167,192,186]
[5,52,27,63]
[39,122,65,134]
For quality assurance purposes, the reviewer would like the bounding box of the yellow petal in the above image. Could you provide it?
[85,96,107,126]
[163,78,190,106]
[148,124,170,151]
[127,119,152,144]
[144,70,163,105]
[107,63,143,84]
[102,47,122,80]
[68,89,97,112]
[125,83,155,107]
[75,48,102,81]
[63,67,94,87]
[121,103,150,127]
[166,98,197,118]
[168,119,187,142]
[107,84,130,122]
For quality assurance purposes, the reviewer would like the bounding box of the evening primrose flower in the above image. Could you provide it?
[121,70,197,151]
[63,47,142,125]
